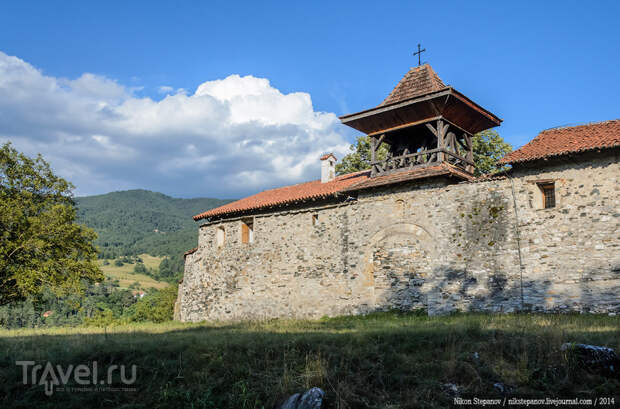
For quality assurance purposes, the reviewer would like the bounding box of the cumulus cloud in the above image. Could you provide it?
[0,51,351,198]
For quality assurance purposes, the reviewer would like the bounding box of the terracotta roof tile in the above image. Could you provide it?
[381,64,447,106]
[194,170,370,220]
[319,153,337,161]
[500,120,620,164]
[184,247,198,257]
[343,163,473,192]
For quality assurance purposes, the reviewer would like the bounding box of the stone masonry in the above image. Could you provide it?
[177,150,620,322]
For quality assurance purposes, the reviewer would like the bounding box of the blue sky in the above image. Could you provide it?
[0,1,618,198]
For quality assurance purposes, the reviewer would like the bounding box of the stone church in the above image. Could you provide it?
[176,65,619,322]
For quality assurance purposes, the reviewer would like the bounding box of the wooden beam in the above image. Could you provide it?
[447,132,456,154]
[464,132,474,173]
[370,136,377,164]
[399,148,409,167]
[455,135,468,151]
[366,116,441,137]
[436,119,446,162]
[376,133,386,147]
[425,122,438,136]
[339,89,451,123]
[443,149,474,166]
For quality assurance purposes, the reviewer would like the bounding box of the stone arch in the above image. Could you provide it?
[361,223,435,311]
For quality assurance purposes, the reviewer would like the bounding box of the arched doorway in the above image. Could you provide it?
[364,224,435,311]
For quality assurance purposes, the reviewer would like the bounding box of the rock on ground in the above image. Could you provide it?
[278,387,325,409]
[561,343,618,374]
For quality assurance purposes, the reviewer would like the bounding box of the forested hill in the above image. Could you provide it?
[75,189,232,259]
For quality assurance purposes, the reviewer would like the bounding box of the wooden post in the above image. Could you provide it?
[370,134,385,177]
[465,132,474,173]
[436,119,446,163]
[370,136,376,165]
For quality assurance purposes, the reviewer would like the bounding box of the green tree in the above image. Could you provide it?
[335,135,388,175]
[0,143,103,306]
[471,130,513,176]
[127,286,178,323]
[335,130,512,177]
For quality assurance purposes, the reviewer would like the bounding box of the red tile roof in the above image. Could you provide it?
[500,120,620,164]
[342,163,473,192]
[381,64,447,106]
[319,153,337,161]
[194,163,475,220]
[184,247,198,257]
[193,170,370,220]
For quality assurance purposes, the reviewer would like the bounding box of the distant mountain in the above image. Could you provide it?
[75,189,232,259]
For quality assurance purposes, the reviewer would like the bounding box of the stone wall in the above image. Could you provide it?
[178,151,620,322]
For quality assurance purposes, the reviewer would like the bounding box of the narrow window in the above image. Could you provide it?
[394,199,405,217]
[538,183,556,209]
[312,214,318,226]
[241,218,254,244]
[216,226,225,247]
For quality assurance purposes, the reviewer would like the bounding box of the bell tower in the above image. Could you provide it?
[339,65,501,177]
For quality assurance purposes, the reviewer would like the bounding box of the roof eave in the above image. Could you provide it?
[193,192,343,221]
[339,87,502,135]
[342,166,472,193]
[500,145,620,165]
[339,88,452,123]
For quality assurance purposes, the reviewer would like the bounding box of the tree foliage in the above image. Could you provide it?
[471,130,513,176]
[125,285,178,323]
[0,278,179,328]
[75,190,231,260]
[335,136,388,175]
[335,130,513,176]
[0,143,103,306]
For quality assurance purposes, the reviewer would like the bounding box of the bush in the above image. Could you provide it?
[114,259,124,267]
[83,309,120,327]
[126,286,178,323]
[133,262,148,274]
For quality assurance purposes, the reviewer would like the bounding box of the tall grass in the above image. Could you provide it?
[1,312,618,408]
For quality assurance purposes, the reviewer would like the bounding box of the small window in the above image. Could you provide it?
[538,183,555,209]
[216,226,225,247]
[241,219,254,244]
[312,214,318,226]
[394,199,405,217]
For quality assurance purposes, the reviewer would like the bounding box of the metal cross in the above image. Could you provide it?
[413,43,426,66]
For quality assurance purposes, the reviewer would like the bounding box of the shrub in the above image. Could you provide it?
[126,286,177,323]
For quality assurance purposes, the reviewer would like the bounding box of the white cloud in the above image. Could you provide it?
[0,51,351,198]
[157,85,174,94]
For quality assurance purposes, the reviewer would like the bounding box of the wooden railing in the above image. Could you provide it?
[371,149,473,176]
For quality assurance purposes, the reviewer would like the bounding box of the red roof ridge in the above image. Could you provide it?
[539,119,620,133]
[253,169,370,194]
[193,169,371,221]
[184,247,198,257]
[500,119,620,165]
[343,163,472,192]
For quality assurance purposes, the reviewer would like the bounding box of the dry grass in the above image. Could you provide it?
[98,254,168,289]
[0,312,618,408]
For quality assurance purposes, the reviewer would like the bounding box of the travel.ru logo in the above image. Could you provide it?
[16,360,137,396]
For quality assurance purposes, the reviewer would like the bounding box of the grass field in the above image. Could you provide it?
[98,254,168,289]
[1,312,618,408]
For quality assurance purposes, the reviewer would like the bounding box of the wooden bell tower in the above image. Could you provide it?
[339,65,502,177]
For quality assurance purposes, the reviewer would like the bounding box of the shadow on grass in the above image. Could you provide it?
[0,312,618,409]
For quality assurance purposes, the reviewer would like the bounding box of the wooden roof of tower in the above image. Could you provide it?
[381,64,448,106]
[339,65,502,136]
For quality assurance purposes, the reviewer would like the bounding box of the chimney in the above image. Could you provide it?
[320,153,336,183]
